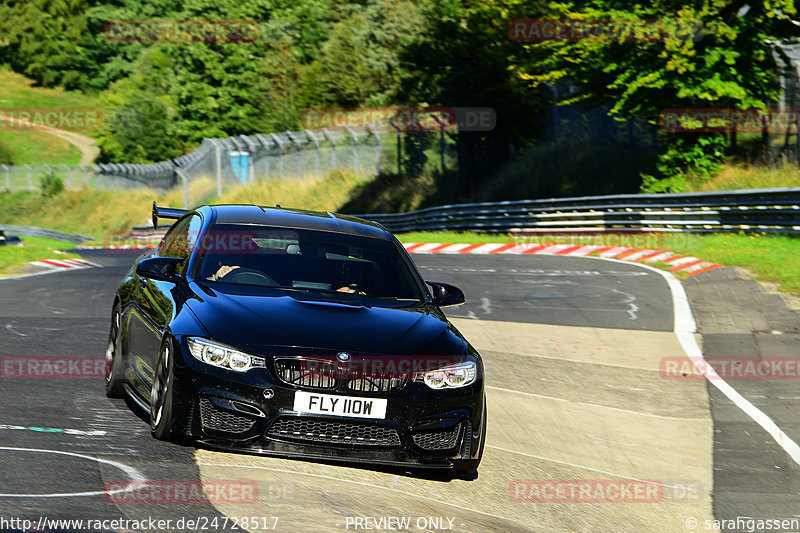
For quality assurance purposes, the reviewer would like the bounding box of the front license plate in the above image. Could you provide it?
[293,391,387,419]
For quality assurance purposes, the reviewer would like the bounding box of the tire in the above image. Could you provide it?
[105,306,125,398]
[453,397,487,476]
[150,338,182,441]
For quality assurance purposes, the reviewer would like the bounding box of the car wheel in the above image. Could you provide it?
[150,338,182,441]
[105,306,125,398]
[453,397,487,477]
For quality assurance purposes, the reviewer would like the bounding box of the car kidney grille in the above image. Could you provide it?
[200,398,256,434]
[267,417,401,446]
[413,424,461,451]
[274,359,336,389]
[347,377,407,393]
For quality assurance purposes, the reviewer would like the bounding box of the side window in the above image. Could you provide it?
[159,215,201,275]
[159,218,190,257]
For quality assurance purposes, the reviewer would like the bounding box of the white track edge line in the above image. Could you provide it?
[577,254,800,466]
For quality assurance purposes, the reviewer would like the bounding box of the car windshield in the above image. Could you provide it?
[194,224,424,302]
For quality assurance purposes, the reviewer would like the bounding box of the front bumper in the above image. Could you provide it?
[174,338,485,470]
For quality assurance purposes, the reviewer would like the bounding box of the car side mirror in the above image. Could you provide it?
[136,257,184,283]
[426,281,465,307]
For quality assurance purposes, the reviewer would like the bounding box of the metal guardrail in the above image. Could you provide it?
[357,188,800,234]
[0,225,93,244]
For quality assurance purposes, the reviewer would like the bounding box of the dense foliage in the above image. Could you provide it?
[1,0,798,193]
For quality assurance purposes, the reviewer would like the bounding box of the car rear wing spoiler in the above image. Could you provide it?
[152,201,188,229]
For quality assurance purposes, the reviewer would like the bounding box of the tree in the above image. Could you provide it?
[487,0,797,182]
[0,0,89,88]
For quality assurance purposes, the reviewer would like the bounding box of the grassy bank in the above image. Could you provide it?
[0,236,80,275]
[693,162,800,191]
[0,130,82,165]
[0,68,101,166]
[0,170,369,240]
[656,233,800,293]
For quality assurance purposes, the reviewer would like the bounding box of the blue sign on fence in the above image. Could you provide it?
[230,151,249,184]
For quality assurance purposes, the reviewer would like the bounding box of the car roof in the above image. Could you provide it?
[203,205,392,240]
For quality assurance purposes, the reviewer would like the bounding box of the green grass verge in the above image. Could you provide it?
[0,236,80,275]
[656,233,800,292]
[0,69,100,110]
[0,169,369,241]
[0,130,82,165]
[0,68,101,166]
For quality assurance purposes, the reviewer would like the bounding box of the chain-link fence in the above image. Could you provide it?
[0,163,109,191]
[1,126,403,208]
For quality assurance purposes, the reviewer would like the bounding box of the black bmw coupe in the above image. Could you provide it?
[106,202,485,475]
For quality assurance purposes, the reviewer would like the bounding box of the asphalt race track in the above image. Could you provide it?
[0,249,796,532]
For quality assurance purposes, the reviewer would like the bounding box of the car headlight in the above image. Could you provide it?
[414,362,477,389]
[187,337,265,372]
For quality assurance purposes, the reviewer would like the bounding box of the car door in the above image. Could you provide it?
[129,215,200,396]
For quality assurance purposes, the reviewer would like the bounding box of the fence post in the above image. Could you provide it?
[176,168,189,209]
[94,165,104,189]
[431,114,446,173]
[322,129,336,170]
[25,164,32,191]
[366,124,382,175]
[389,120,402,175]
[305,130,321,179]
[256,134,273,180]
[345,126,359,175]
[286,131,304,178]
[239,135,257,184]
[270,134,286,178]
[208,139,223,196]
[1,165,8,190]
[79,165,88,188]
[63,164,71,189]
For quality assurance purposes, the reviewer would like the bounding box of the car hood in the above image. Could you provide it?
[185,284,466,356]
